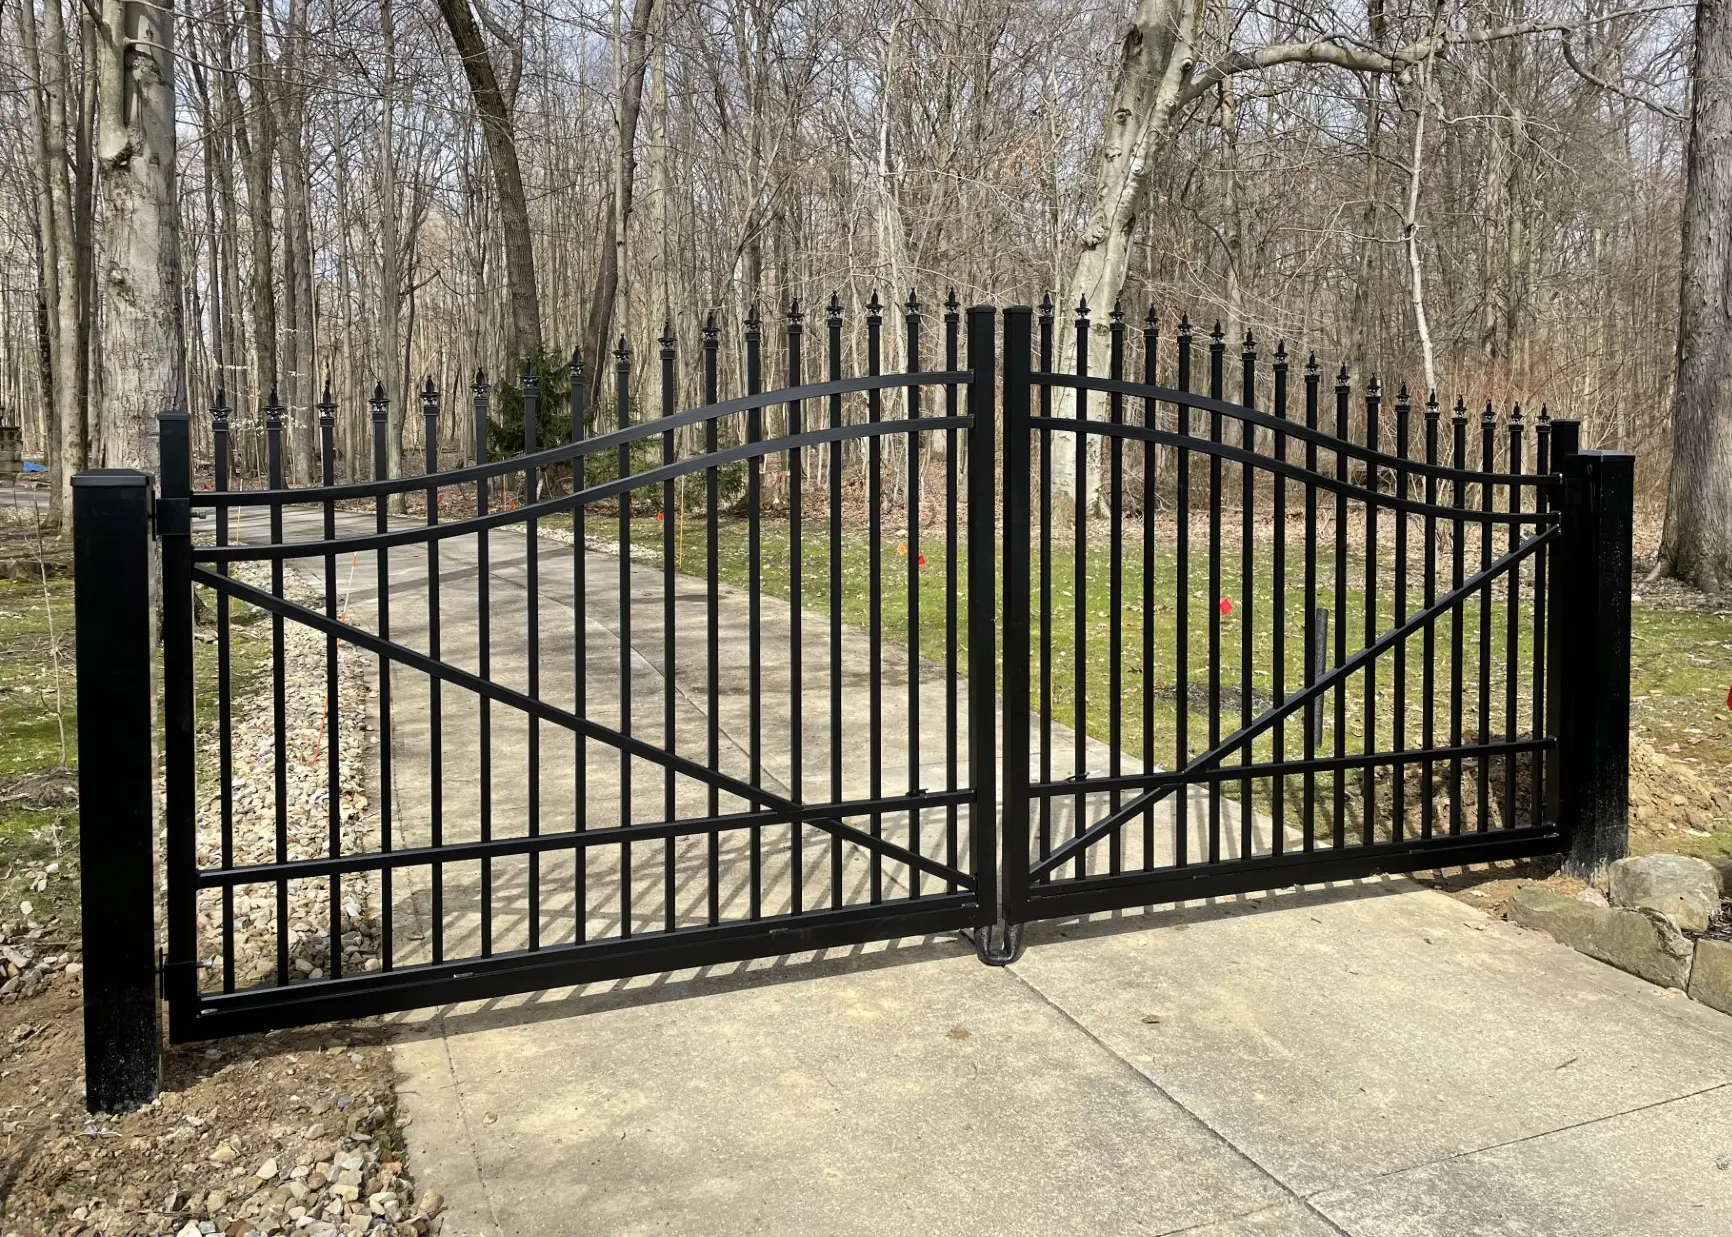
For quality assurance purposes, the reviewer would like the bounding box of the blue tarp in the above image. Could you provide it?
[21,461,46,473]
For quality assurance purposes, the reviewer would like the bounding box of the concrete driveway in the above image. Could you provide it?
[389,878,1732,1237]
[239,510,1732,1236]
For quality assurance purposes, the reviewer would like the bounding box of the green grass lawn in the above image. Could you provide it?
[1631,604,1732,772]
[0,574,268,928]
[0,575,79,924]
[598,509,1726,846]
[612,513,1540,761]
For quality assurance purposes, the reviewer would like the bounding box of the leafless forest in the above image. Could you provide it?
[3,0,1729,586]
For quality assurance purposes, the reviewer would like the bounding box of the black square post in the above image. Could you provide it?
[73,469,162,1112]
[965,305,1000,938]
[1556,447,1635,880]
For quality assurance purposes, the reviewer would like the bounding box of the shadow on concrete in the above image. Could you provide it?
[381,873,1426,1044]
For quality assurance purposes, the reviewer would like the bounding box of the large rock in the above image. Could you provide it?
[1508,886,1694,989]
[1688,938,1732,1017]
[1607,854,1723,933]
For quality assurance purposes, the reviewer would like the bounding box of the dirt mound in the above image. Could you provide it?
[1629,736,1730,842]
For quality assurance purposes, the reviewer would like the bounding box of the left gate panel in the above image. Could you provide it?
[160,310,992,1040]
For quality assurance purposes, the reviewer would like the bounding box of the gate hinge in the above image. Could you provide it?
[154,496,191,538]
[158,951,209,999]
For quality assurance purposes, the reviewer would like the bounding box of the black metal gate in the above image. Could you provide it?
[996,301,1629,932]
[72,300,1632,1111]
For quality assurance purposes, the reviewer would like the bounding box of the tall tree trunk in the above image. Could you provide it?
[581,0,654,410]
[241,0,277,406]
[18,0,66,527]
[279,0,316,484]
[75,10,98,468]
[1660,0,1732,593]
[208,16,247,421]
[1053,0,1198,518]
[435,0,542,362]
[380,0,407,509]
[42,0,84,514]
[95,0,185,473]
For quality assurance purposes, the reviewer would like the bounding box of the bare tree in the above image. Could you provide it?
[435,0,542,361]
[93,0,182,472]
[1660,0,1732,592]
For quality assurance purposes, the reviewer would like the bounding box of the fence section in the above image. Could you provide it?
[71,299,1633,1110]
[145,300,998,1041]
[998,298,1600,925]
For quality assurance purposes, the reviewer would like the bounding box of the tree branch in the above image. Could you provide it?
[1561,31,1684,121]
[1180,3,1692,107]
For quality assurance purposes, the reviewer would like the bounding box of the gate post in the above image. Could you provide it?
[158,412,200,1043]
[983,305,1031,963]
[1555,443,1635,881]
[965,306,1004,951]
[73,469,162,1112]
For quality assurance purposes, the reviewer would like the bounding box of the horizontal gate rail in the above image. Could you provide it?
[1024,737,1553,800]
[193,788,977,889]
[1026,413,1557,525]
[1035,370,1559,490]
[1014,828,1566,923]
[185,894,982,1040]
[187,370,971,510]
[191,414,972,563]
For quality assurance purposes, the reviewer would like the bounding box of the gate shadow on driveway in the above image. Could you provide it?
[381,875,1418,1042]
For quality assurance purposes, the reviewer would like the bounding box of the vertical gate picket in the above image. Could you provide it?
[160,412,197,1042]
[213,395,237,991]
[982,304,1019,958]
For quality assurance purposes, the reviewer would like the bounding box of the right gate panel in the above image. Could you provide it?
[999,301,1568,924]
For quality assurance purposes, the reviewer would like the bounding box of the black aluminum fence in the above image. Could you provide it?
[72,299,1633,1112]
[997,300,1629,933]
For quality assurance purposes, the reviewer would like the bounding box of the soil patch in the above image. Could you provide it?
[0,976,440,1237]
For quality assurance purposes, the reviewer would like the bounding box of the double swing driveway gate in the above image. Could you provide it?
[75,300,1633,1112]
